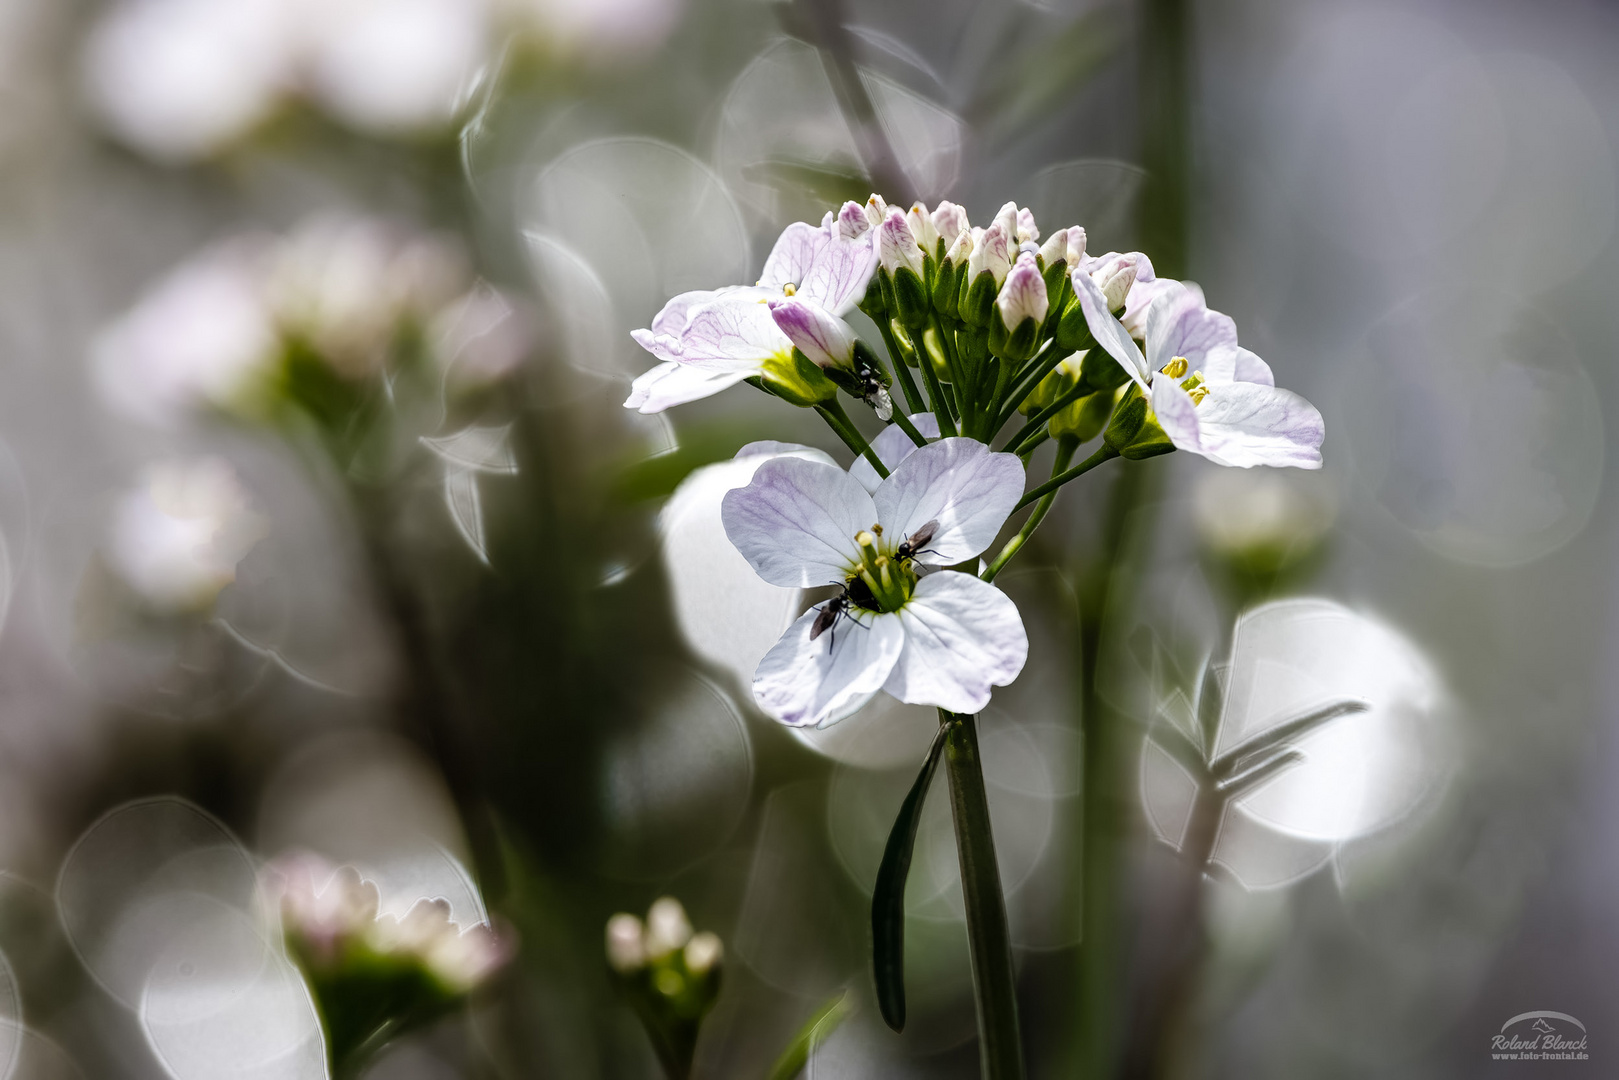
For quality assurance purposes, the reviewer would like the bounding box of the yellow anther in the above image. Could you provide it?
[1188,385,1209,405]
[783,282,797,296]
[854,530,876,548]
[1162,356,1189,379]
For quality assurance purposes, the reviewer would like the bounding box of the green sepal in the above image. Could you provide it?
[1042,271,1072,338]
[1078,346,1131,394]
[922,326,952,382]
[891,267,930,330]
[890,318,920,368]
[956,325,989,368]
[960,270,998,328]
[1054,292,1092,352]
[1050,387,1117,443]
[931,259,960,319]
[759,349,840,407]
[988,315,1040,362]
[1103,390,1175,459]
[858,272,888,322]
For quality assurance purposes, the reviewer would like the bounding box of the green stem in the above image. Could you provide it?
[1013,443,1119,511]
[817,400,888,479]
[931,315,972,433]
[996,336,1083,433]
[889,407,930,448]
[942,711,1026,1080]
[1016,429,1051,465]
[876,317,928,417]
[981,438,1077,583]
[1000,382,1090,456]
[916,332,959,435]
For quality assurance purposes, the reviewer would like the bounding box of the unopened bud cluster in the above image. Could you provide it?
[606,897,723,1076]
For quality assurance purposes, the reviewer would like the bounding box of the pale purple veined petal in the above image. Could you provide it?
[1144,283,1240,376]
[849,413,940,493]
[676,297,794,366]
[798,229,879,316]
[721,457,878,587]
[649,285,773,336]
[766,297,856,370]
[931,201,969,248]
[1201,344,1275,387]
[1073,269,1150,388]
[625,361,756,413]
[996,252,1048,329]
[836,200,870,240]
[1119,273,1179,339]
[877,209,925,276]
[1151,376,1324,469]
[883,572,1028,715]
[759,221,831,290]
[872,438,1024,565]
[753,606,906,727]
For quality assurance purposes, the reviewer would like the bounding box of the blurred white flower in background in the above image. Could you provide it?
[267,214,468,378]
[107,457,267,613]
[1193,468,1337,563]
[499,0,685,61]
[91,237,280,428]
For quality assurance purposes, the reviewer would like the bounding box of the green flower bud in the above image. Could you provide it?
[959,269,998,328]
[1104,389,1175,460]
[889,266,931,330]
[758,348,840,407]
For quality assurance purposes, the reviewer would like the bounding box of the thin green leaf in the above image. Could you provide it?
[1216,747,1306,799]
[764,990,853,1080]
[871,722,949,1032]
[1210,700,1368,780]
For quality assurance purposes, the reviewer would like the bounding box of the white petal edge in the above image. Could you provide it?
[1151,378,1324,470]
[872,438,1025,565]
[883,573,1029,715]
[849,412,941,493]
[753,607,906,727]
[721,456,878,587]
[1073,269,1150,388]
[626,362,755,413]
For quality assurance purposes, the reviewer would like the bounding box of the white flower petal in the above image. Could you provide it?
[872,438,1024,565]
[799,231,879,316]
[883,573,1028,715]
[849,413,940,493]
[1143,283,1240,375]
[675,298,792,366]
[721,457,878,587]
[625,361,754,413]
[1152,377,1325,470]
[649,285,771,336]
[753,607,905,727]
[758,222,831,291]
[1073,269,1150,388]
[734,442,839,467]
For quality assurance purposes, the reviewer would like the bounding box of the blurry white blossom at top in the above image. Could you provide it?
[83,0,688,163]
[92,213,529,429]
[107,457,266,613]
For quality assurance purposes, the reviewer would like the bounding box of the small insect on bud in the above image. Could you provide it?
[606,913,646,973]
[644,897,693,960]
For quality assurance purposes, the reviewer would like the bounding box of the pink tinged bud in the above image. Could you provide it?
[1039,228,1070,266]
[606,913,646,973]
[1016,207,1039,244]
[1066,227,1088,266]
[931,200,969,247]
[878,209,926,276]
[944,226,974,266]
[993,201,1018,241]
[969,222,1012,285]
[768,297,857,370]
[837,201,870,240]
[907,202,939,251]
[1092,256,1139,311]
[997,252,1048,329]
[864,193,889,228]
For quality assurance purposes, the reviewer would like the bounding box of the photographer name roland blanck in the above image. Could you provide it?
[1491,1012,1590,1062]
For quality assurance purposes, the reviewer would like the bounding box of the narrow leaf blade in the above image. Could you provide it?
[765,990,853,1080]
[872,723,949,1032]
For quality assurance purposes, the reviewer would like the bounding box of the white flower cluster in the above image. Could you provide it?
[604,896,722,978]
[92,214,529,429]
[82,0,687,163]
[107,457,266,613]
[272,851,510,994]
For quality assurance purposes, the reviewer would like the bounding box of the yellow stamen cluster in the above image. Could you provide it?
[852,527,915,612]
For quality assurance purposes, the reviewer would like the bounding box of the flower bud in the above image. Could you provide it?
[992,201,1018,242]
[1104,389,1175,459]
[1088,253,1141,313]
[606,913,646,973]
[878,209,926,276]
[644,897,693,959]
[1038,228,1070,270]
[907,202,939,255]
[1066,227,1088,266]
[1016,206,1039,244]
[996,253,1048,330]
[683,931,723,976]
[864,193,889,229]
[967,223,1012,286]
[932,201,969,249]
[836,200,870,240]
[767,297,858,371]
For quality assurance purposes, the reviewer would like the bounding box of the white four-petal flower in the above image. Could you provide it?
[625,206,878,414]
[721,438,1029,727]
[1076,273,1325,469]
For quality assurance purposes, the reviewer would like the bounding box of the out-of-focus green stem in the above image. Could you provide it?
[942,711,1026,1080]
[876,316,928,417]
[816,400,888,478]
[982,437,1077,583]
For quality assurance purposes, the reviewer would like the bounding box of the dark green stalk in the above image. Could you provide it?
[1000,382,1090,456]
[996,335,1085,432]
[889,408,930,448]
[941,711,1026,1080]
[1013,444,1119,511]
[981,437,1077,583]
[816,400,889,478]
[916,334,959,435]
[876,317,928,417]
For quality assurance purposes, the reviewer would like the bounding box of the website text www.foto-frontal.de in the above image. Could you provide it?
[1491,1032,1589,1061]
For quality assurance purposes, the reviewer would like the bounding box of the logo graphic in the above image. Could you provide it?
[1491,1011,1589,1062]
